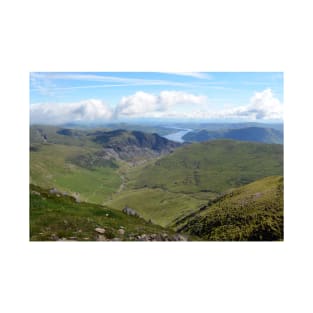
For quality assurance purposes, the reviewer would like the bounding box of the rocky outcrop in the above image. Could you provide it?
[122,207,140,217]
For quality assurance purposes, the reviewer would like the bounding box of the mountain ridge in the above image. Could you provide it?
[183,126,283,144]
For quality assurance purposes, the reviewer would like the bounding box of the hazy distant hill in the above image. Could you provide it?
[183,127,283,144]
[174,176,283,241]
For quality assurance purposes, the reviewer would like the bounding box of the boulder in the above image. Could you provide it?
[97,235,107,241]
[122,207,140,217]
[95,227,106,234]
[118,228,125,235]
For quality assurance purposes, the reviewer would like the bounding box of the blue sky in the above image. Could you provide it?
[30,72,283,124]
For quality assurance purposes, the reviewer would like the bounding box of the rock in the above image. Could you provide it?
[172,234,187,241]
[51,234,59,240]
[137,234,148,241]
[31,190,40,196]
[122,207,140,217]
[97,235,107,241]
[199,205,207,211]
[118,228,125,235]
[95,227,106,234]
[49,188,58,194]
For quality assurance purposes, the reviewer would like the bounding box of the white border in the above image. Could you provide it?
[1,1,312,312]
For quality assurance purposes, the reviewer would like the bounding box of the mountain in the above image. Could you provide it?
[30,125,180,162]
[107,140,283,226]
[127,140,283,194]
[30,125,181,204]
[174,176,283,241]
[30,184,189,241]
[183,127,283,144]
[90,129,180,161]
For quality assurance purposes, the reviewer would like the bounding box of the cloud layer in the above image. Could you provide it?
[115,91,208,117]
[30,99,113,124]
[30,89,283,124]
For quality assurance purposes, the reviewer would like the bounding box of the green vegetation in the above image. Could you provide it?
[30,144,121,204]
[127,140,283,194]
[30,184,179,241]
[107,188,205,227]
[175,176,283,241]
[29,124,284,241]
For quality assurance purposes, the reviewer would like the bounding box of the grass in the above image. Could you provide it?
[106,188,206,227]
[30,185,177,241]
[106,140,283,228]
[30,144,121,204]
[128,140,283,194]
[175,176,284,241]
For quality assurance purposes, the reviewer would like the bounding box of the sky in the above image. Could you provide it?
[30,72,283,124]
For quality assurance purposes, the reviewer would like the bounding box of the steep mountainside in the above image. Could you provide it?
[174,176,283,241]
[183,127,283,144]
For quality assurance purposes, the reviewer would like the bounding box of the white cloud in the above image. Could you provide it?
[162,72,212,79]
[217,88,283,120]
[30,89,283,124]
[115,91,209,117]
[30,99,113,124]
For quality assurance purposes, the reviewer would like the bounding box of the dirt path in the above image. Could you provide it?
[116,174,126,194]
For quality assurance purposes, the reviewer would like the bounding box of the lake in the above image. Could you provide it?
[163,128,192,143]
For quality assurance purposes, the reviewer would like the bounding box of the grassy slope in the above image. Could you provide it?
[106,188,205,227]
[175,176,283,241]
[30,185,178,241]
[128,140,283,194]
[30,144,121,204]
[107,140,283,227]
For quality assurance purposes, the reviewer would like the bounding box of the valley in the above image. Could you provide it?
[30,123,284,241]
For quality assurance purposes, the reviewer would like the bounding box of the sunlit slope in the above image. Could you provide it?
[127,140,283,194]
[30,144,121,204]
[175,176,284,241]
[106,188,205,227]
[30,185,182,241]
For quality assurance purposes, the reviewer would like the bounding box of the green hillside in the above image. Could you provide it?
[30,185,187,241]
[183,127,283,144]
[30,125,181,204]
[106,188,205,227]
[127,140,283,194]
[107,140,283,227]
[30,143,122,204]
[174,176,283,241]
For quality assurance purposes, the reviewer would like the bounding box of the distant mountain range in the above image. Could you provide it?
[183,127,283,144]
